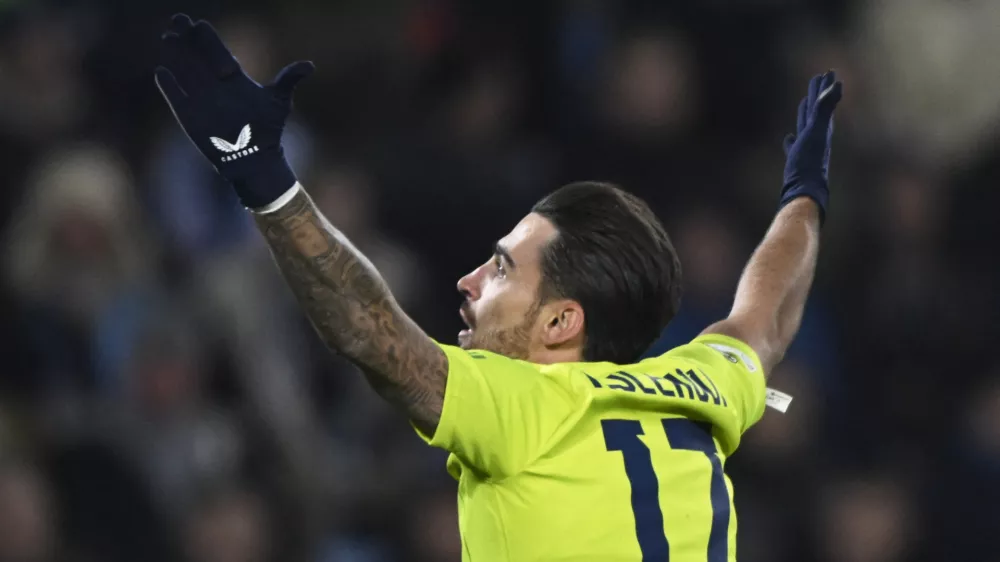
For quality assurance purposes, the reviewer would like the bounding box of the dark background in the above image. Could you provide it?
[0,0,998,561]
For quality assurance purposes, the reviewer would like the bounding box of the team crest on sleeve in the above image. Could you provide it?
[705,343,757,373]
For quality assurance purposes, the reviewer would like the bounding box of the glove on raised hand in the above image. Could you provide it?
[154,13,314,209]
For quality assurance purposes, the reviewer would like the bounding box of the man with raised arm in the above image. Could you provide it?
[155,14,841,561]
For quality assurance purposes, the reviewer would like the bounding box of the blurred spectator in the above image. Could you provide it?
[852,0,1000,166]
[645,206,741,352]
[820,473,917,562]
[0,11,90,147]
[928,375,1000,561]
[602,30,697,140]
[732,361,825,562]
[405,491,462,562]
[847,167,970,454]
[183,487,271,562]
[111,303,243,522]
[3,144,155,397]
[0,461,57,562]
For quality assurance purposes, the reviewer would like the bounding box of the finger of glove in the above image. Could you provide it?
[173,22,220,93]
[783,133,796,155]
[169,13,195,35]
[796,97,808,133]
[190,20,241,79]
[806,73,823,112]
[819,70,836,94]
[269,61,315,99]
[813,81,843,125]
[160,32,205,95]
[154,66,188,109]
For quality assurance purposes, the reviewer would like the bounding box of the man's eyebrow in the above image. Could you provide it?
[494,241,516,269]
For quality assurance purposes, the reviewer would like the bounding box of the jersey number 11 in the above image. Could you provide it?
[602,418,730,562]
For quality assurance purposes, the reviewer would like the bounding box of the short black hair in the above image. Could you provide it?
[531,181,682,364]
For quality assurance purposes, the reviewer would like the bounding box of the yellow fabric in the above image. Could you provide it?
[414,334,766,561]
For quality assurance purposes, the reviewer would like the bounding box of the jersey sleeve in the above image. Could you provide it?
[413,342,580,479]
[663,333,767,433]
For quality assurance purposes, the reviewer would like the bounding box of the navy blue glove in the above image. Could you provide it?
[154,14,313,209]
[779,71,843,224]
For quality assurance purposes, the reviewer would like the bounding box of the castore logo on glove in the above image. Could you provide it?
[211,124,259,162]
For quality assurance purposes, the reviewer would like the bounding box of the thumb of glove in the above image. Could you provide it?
[812,81,843,126]
[270,61,315,100]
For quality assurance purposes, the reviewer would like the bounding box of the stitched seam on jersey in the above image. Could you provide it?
[530,377,594,469]
[487,370,584,485]
[482,406,566,562]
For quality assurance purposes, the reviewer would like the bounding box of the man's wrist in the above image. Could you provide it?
[778,182,828,225]
[778,191,825,225]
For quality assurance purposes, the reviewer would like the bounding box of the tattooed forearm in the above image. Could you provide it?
[253,189,447,431]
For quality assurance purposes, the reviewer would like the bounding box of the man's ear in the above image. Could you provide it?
[539,299,585,348]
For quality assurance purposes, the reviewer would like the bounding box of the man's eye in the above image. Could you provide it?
[494,257,506,277]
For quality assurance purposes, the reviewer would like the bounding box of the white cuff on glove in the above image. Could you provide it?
[252,182,302,214]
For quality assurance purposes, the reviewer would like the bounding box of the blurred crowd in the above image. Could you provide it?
[0,0,999,561]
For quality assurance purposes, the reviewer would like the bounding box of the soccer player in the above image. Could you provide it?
[155,14,841,561]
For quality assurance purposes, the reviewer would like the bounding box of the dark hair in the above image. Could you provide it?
[531,182,682,364]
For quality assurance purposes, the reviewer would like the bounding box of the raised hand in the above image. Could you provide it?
[779,71,843,224]
[154,14,314,208]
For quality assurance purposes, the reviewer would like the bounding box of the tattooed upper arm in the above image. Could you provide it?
[253,188,448,431]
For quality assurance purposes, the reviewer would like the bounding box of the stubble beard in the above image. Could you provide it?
[467,300,542,361]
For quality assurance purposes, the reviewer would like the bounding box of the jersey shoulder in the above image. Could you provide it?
[648,333,767,431]
[424,343,593,478]
[653,333,763,375]
[574,334,767,453]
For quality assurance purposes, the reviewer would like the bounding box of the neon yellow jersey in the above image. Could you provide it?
[415,334,767,562]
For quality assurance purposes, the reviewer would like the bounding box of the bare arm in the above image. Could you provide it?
[701,198,821,375]
[704,72,841,375]
[152,17,446,430]
[252,186,447,432]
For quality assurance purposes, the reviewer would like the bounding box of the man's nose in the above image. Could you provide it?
[457,267,483,301]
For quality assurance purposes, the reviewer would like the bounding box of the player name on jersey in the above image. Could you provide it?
[584,368,729,407]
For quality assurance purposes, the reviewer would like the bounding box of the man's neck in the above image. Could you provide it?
[528,347,584,365]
